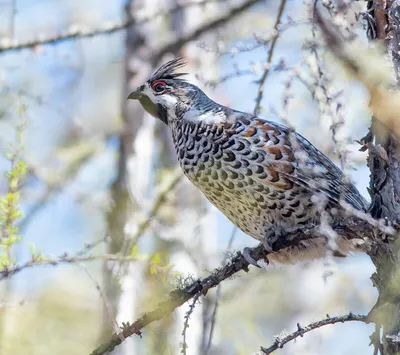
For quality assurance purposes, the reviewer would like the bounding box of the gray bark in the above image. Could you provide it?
[365,1,400,353]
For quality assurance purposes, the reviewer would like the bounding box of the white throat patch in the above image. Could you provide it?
[158,94,178,107]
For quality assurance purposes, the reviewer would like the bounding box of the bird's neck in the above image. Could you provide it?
[180,100,243,126]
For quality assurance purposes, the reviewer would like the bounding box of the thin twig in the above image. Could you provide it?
[260,313,368,354]
[153,0,265,64]
[79,262,119,333]
[117,172,183,277]
[198,19,308,57]
[205,227,237,354]
[0,239,140,281]
[0,20,133,54]
[253,0,288,116]
[19,143,99,234]
[0,254,139,280]
[181,293,201,355]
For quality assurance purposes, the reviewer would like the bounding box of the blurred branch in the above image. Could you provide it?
[19,143,98,234]
[0,20,132,54]
[100,0,143,341]
[260,313,368,354]
[315,0,400,220]
[0,0,260,55]
[79,262,119,334]
[9,0,16,40]
[90,217,377,355]
[204,227,237,354]
[315,5,400,137]
[0,237,139,281]
[90,243,267,355]
[153,0,266,63]
[118,171,183,266]
[198,19,307,58]
[0,253,140,281]
[254,0,287,116]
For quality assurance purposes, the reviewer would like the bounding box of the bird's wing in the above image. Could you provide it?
[235,116,368,212]
[293,130,369,211]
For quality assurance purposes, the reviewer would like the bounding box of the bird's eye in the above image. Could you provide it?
[152,81,167,93]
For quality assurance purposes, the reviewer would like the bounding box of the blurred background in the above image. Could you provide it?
[0,0,377,354]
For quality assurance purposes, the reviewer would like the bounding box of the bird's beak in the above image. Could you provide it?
[127,90,142,100]
[127,85,146,100]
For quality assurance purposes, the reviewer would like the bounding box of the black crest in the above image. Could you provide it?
[149,58,188,82]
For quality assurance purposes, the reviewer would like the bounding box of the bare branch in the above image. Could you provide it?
[0,21,133,54]
[0,0,261,55]
[116,171,183,277]
[79,262,119,333]
[89,217,377,355]
[181,293,201,355]
[315,5,400,138]
[260,313,368,354]
[0,254,139,281]
[204,227,238,354]
[89,243,268,355]
[253,0,288,116]
[0,238,140,281]
[153,0,266,64]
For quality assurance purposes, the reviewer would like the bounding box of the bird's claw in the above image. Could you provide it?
[262,227,283,252]
[242,247,261,268]
[262,238,274,253]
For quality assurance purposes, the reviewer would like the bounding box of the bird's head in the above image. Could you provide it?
[127,58,199,125]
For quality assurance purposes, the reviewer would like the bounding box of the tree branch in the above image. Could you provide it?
[152,0,266,63]
[0,0,262,55]
[0,253,140,281]
[315,5,400,138]
[119,171,183,261]
[0,236,141,281]
[0,21,133,54]
[181,293,201,355]
[89,217,377,355]
[253,0,287,116]
[89,243,275,355]
[260,313,368,354]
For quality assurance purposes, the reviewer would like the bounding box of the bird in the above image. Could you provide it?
[128,58,369,266]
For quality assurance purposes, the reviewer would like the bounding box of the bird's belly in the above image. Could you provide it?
[183,164,314,241]
[191,181,270,240]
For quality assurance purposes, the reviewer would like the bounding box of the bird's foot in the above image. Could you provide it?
[242,246,261,268]
[262,227,284,253]
[262,226,312,253]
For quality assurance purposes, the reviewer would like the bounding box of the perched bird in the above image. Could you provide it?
[128,58,369,266]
